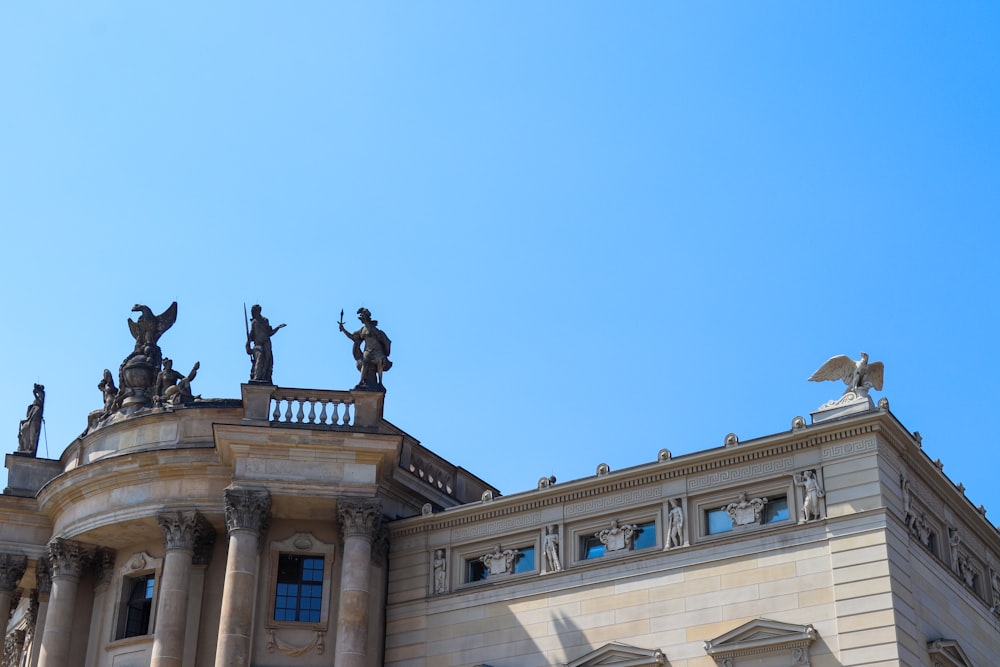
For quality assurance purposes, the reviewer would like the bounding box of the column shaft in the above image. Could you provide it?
[334,498,382,667]
[37,540,85,667]
[214,490,269,667]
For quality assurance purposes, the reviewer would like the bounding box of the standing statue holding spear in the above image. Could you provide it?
[245,304,286,385]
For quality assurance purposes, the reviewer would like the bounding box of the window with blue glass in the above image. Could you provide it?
[274,554,324,622]
[581,521,657,560]
[464,546,534,582]
[764,496,788,524]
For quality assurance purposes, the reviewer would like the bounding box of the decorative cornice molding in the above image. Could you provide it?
[224,489,271,540]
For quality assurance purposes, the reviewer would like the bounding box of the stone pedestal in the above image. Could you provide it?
[214,490,270,667]
[335,498,382,667]
[37,539,87,667]
[810,392,875,424]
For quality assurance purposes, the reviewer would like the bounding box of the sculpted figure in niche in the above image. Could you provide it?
[991,573,1000,612]
[339,307,392,391]
[17,384,45,456]
[480,544,520,576]
[794,470,825,522]
[432,549,447,594]
[915,514,932,548]
[666,498,688,548]
[543,525,561,572]
[154,358,200,406]
[596,519,639,552]
[246,304,286,384]
[948,527,961,572]
[900,472,915,529]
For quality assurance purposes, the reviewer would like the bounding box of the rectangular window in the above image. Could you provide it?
[706,508,733,535]
[274,554,324,623]
[464,546,533,582]
[764,496,789,524]
[118,573,154,639]
[580,534,605,560]
[633,521,656,550]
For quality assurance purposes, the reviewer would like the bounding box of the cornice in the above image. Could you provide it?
[390,413,889,538]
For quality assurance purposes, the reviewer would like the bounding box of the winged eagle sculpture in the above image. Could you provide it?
[809,352,884,396]
[127,302,178,351]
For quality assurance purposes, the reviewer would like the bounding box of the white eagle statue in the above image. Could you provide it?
[809,352,884,396]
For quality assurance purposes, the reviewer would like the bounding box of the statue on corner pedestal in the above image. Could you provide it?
[808,352,885,422]
[339,307,392,392]
[245,304,286,385]
[17,384,45,456]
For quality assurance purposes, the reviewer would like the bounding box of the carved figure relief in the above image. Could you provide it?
[480,544,520,576]
[913,514,933,549]
[948,526,961,573]
[433,549,448,594]
[596,519,639,552]
[900,472,915,530]
[666,499,688,548]
[793,470,825,522]
[543,525,562,573]
[958,554,976,589]
[722,493,768,527]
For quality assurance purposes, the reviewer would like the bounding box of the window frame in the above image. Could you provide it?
[695,482,795,541]
[454,532,540,588]
[568,510,661,566]
[111,551,163,643]
[266,532,336,630]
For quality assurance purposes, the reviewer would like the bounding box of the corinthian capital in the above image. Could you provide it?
[0,554,28,592]
[337,498,383,541]
[224,489,271,539]
[47,538,89,579]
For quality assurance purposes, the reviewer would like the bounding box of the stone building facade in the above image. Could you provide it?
[3,379,1000,666]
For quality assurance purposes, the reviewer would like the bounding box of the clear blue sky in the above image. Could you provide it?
[2,4,998,520]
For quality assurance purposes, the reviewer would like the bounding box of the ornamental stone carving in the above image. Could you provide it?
[793,470,825,522]
[596,520,640,552]
[158,510,214,557]
[337,498,383,541]
[432,549,448,594]
[224,489,272,539]
[0,554,27,592]
[543,525,562,573]
[47,538,89,579]
[667,499,688,549]
[480,545,520,576]
[722,493,768,527]
[91,548,117,587]
[34,559,51,594]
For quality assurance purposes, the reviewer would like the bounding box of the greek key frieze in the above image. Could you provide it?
[821,437,877,460]
[688,458,794,491]
[565,487,663,517]
[452,513,543,541]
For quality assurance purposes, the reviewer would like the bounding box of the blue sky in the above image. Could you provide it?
[2,4,998,520]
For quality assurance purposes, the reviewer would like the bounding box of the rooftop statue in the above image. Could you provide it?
[118,302,179,408]
[809,352,884,397]
[245,304,285,385]
[155,358,201,406]
[339,307,392,392]
[16,383,44,456]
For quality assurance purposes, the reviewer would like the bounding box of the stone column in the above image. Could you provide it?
[37,539,88,667]
[27,565,50,667]
[0,553,28,623]
[151,511,213,667]
[334,498,382,667]
[214,490,270,667]
[85,549,116,667]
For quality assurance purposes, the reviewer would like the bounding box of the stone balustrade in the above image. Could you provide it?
[269,389,355,427]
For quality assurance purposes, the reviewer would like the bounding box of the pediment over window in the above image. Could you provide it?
[704,618,816,666]
[928,639,974,667]
[566,641,665,667]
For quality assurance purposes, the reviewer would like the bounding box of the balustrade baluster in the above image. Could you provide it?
[307,399,317,423]
[284,400,293,423]
[318,400,329,425]
[272,399,282,422]
[344,402,353,426]
[295,399,305,423]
